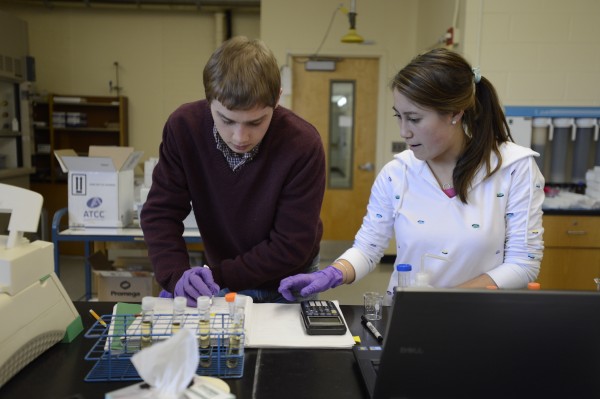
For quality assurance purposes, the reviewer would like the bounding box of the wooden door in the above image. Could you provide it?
[292,57,379,241]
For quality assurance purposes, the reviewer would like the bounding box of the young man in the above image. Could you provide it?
[141,36,326,305]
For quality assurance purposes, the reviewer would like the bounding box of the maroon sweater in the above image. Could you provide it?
[141,100,325,293]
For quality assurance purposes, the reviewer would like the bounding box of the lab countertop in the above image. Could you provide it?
[543,208,600,216]
[0,301,385,399]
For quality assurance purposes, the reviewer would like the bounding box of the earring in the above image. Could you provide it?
[451,120,457,125]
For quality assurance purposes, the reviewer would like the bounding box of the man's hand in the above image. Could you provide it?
[174,266,220,306]
[278,266,343,301]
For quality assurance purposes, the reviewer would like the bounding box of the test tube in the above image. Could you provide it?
[140,296,155,349]
[171,296,186,335]
[226,294,246,369]
[225,292,237,318]
[226,308,244,369]
[197,296,212,368]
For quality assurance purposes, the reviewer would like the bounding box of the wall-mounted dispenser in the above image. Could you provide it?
[505,106,600,186]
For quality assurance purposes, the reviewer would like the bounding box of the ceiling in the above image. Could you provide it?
[0,0,260,12]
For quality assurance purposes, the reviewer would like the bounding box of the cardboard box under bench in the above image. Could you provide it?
[89,251,160,302]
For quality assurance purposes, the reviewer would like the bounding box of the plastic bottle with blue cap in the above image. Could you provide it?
[396,263,412,289]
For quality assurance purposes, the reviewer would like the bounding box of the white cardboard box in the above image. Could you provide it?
[54,146,143,227]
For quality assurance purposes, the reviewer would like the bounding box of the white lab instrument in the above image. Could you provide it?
[0,183,83,388]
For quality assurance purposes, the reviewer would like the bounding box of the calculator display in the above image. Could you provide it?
[307,316,344,325]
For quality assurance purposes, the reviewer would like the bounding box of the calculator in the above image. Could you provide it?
[300,300,347,335]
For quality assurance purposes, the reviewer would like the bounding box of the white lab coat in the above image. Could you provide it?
[339,142,545,305]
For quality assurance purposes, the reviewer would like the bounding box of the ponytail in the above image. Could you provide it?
[453,76,513,203]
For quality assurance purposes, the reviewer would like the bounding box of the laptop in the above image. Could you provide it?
[353,288,600,399]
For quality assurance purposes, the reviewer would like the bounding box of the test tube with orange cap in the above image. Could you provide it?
[225,292,237,318]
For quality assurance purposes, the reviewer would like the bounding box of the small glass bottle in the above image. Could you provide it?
[396,264,412,289]
[171,296,186,335]
[197,296,212,368]
[140,296,155,349]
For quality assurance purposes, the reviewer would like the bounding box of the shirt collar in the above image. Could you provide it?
[213,124,260,172]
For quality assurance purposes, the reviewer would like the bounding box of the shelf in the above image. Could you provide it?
[53,127,121,133]
[0,129,21,137]
[29,94,128,236]
[54,101,120,107]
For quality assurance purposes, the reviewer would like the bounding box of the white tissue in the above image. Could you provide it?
[131,328,199,399]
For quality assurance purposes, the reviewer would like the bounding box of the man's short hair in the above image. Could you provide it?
[203,36,281,110]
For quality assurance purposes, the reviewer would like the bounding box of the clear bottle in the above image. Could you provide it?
[396,264,412,289]
[197,296,212,368]
[414,272,432,288]
[140,296,155,349]
[171,296,186,335]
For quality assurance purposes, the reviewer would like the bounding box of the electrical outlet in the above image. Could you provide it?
[445,27,460,46]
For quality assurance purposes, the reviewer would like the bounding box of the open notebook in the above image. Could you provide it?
[354,288,600,399]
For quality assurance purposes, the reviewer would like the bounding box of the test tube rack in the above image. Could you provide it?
[83,313,245,382]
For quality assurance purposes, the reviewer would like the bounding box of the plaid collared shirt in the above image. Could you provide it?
[213,124,260,172]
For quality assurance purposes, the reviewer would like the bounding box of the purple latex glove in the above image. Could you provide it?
[278,266,343,301]
[158,289,173,298]
[174,266,220,307]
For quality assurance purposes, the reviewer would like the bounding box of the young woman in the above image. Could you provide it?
[279,48,545,305]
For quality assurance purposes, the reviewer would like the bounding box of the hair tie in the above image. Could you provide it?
[472,67,481,84]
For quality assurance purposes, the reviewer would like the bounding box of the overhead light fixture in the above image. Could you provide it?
[341,0,364,44]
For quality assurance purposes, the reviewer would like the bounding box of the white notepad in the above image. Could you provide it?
[109,297,354,349]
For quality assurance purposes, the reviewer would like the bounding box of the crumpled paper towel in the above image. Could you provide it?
[130,328,199,399]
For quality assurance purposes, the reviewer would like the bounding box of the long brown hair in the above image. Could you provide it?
[391,48,513,203]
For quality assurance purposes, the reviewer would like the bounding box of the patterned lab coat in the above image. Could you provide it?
[338,142,545,305]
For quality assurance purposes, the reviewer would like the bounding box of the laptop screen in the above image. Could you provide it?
[372,288,600,399]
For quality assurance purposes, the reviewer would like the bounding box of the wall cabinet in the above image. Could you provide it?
[537,215,600,291]
[31,94,128,183]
